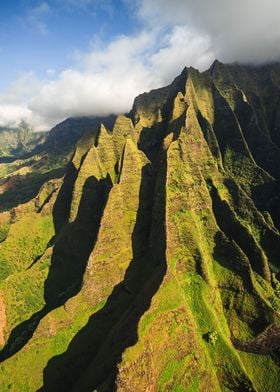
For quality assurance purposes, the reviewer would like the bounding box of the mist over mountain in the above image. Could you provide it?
[1,1,280,133]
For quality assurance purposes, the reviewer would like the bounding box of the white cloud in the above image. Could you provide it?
[0,105,32,128]
[0,74,48,131]
[46,68,56,77]
[150,26,214,84]
[137,0,280,64]
[1,0,279,131]
[0,73,42,105]
[0,104,49,131]
[1,25,212,131]
[25,1,51,35]
[28,30,160,128]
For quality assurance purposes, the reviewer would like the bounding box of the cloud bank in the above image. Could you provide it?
[138,0,280,64]
[0,0,279,131]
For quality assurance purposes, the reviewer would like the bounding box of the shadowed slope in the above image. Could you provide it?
[0,174,112,361]
[40,152,167,391]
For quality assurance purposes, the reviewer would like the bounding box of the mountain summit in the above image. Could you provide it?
[0,61,280,391]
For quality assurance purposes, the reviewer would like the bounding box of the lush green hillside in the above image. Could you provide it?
[0,62,280,391]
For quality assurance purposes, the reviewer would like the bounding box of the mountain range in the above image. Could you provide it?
[0,60,280,391]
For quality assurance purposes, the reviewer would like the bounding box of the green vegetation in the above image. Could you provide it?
[0,223,9,243]
[206,331,218,345]
[0,61,280,391]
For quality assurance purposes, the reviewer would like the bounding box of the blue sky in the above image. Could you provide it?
[0,0,279,130]
[0,0,136,89]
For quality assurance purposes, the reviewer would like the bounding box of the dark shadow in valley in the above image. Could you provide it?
[39,159,167,392]
[224,178,280,271]
[134,68,188,161]
[213,231,253,292]
[0,167,66,212]
[0,156,24,164]
[207,179,269,280]
[208,180,273,334]
[44,172,112,308]
[197,110,223,167]
[251,180,280,231]
[232,324,280,363]
[0,164,112,362]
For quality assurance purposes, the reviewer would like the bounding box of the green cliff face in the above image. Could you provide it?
[0,62,280,391]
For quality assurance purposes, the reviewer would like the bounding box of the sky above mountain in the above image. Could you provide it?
[0,0,279,131]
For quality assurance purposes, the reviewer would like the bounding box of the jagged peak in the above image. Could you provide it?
[94,123,112,147]
[112,114,136,145]
[176,66,189,80]
[208,59,225,76]
[169,66,189,95]
[130,66,191,128]
[113,114,134,133]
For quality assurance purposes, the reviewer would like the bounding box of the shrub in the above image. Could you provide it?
[207,331,218,345]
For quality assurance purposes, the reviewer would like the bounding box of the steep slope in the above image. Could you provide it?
[0,62,280,391]
[0,115,116,212]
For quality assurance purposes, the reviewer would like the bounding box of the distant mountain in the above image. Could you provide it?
[0,121,45,160]
[0,115,116,210]
[0,61,280,391]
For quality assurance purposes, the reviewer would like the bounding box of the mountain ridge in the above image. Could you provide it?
[0,60,280,391]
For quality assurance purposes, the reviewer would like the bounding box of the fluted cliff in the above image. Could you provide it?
[0,61,280,391]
